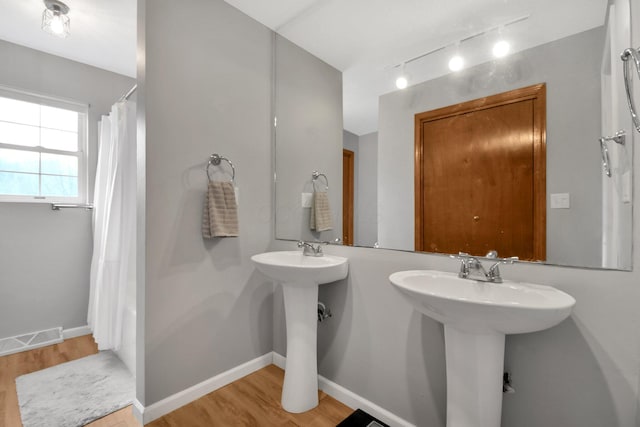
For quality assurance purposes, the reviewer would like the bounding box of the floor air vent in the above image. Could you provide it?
[0,327,63,357]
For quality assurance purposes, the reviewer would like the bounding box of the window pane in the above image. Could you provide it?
[41,105,78,132]
[0,148,39,173]
[41,128,78,151]
[41,153,77,176]
[0,171,39,195]
[0,121,39,147]
[41,175,77,197]
[0,97,39,126]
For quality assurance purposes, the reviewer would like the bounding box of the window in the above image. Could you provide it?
[0,87,88,203]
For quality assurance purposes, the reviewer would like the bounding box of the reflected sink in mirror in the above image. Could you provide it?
[390,269,575,427]
[389,270,576,334]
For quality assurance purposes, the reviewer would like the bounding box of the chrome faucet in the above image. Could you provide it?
[298,241,324,257]
[454,251,518,283]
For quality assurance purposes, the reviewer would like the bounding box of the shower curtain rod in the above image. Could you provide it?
[119,84,137,102]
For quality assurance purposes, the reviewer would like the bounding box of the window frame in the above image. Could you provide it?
[0,85,89,204]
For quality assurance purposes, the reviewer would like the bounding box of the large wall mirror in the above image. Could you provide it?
[242,0,634,270]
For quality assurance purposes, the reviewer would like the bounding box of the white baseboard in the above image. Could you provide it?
[273,352,414,427]
[62,325,92,339]
[136,352,273,424]
[318,375,415,427]
[135,351,412,426]
[272,352,286,370]
[132,399,144,424]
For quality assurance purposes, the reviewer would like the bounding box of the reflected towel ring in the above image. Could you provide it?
[312,170,329,190]
[206,153,235,182]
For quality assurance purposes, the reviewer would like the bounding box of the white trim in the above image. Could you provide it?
[275,352,415,427]
[132,399,144,424]
[134,352,413,426]
[272,352,286,369]
[62,325,92,340]
[135,352,273,424]
[318,375,415,427]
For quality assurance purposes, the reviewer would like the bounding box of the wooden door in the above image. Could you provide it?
[414,84,546,261]
[343,149,354,246]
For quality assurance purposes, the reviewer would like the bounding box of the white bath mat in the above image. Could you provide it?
[16,350,134,427]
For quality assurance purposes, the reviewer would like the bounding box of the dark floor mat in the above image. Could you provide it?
[337,408,390,427]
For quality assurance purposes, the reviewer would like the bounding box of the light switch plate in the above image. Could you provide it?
[301,192,313,208]
[550,193,570,209]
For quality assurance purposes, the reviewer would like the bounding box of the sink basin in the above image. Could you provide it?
[389,270,575,334]
[251,251,348,285]
[251,251,348,413]
[389,269,575,427]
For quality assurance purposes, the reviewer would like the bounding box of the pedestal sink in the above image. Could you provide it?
[389,270,575,427]
[251,251,348,413]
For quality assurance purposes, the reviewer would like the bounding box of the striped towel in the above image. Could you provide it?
[310,191,333,232]
[202,181,239,238]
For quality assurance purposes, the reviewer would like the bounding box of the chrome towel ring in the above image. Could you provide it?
[312,170,329,190]
[621,47,640,133]
[206,153,235,182]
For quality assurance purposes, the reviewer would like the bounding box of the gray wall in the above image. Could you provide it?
[139,0,274,406]
[355,131,378,247]
[0,40,134,338]
[378,27,604,267]
[275,35,343,243]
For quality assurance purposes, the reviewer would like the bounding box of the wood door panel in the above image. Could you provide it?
[415,84,546,260]
[343,149,354,246]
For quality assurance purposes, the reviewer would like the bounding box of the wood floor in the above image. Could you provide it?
[0,335,353,427]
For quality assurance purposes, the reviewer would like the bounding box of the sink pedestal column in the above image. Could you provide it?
[281,282,319,413]
[444,325,505,427]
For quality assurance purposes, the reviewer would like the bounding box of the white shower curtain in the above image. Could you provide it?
[88,100,136,351]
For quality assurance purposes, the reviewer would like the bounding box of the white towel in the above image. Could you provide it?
[202,181,239,238]
[310,191,333,232]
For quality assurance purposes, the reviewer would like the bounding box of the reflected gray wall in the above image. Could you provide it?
[356,131,378,247]
[378,27,604,267]
[344,130,378,246]
[140,0,273,405]
[275,35,343,243]
[0,39,134,338]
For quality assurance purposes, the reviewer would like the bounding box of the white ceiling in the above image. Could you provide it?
[0,0,606,135]
[226,0,608,135]
[0,0,136,77]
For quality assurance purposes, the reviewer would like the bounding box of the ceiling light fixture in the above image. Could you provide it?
[42,0,70,38]
[448,55,465,72]
[492,26,510,58]
[492,40,511,58]
[391,15,528,75]
[395,63,409,89]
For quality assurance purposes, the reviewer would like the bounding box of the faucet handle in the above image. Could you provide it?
[450,252,470,259]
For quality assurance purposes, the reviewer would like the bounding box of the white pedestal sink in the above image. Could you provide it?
[389,270,575,427]
[251,251,348,413]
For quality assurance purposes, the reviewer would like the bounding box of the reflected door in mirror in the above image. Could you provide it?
[343,149,354,245]
[414,84,547,261]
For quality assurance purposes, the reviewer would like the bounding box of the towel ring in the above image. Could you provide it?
[206,154,235,183]
[312,170,329,190]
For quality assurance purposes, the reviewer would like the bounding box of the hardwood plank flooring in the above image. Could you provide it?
[1,335,353,426]
[147,365,352,427]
